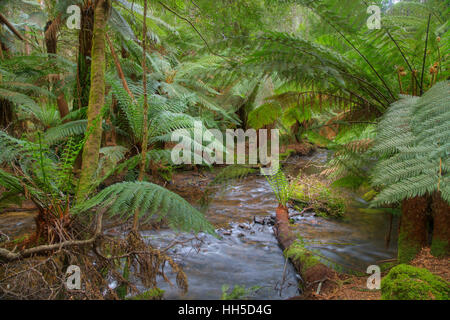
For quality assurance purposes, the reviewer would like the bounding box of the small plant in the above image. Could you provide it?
[221,284,261,300]
[265,169,296,207]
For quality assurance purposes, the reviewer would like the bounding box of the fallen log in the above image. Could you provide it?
[273,204,338,299]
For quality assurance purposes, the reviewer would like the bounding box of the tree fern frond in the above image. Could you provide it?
[73,181,215,234]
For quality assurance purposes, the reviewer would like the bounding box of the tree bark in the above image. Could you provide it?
[44,18,69,119]
[133,0,149,231]
[106,34,135,101]
[75,1,95,110]
[431,192,450,257]
[398,196,430,263]
[76,0,110,201]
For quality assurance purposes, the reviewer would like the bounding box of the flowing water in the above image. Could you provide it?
[140,150,398,300]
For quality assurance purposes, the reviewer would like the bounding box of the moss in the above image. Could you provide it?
[381,264,450,300]
[397,223,422,264]
[127,288,165,300]
[397,197,429,264]
[430,238,449,258]
[290,175,346,219]
[379,261,397,273]
[285,240,321,272]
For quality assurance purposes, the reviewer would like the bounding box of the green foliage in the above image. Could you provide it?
[370,81,450,206]
[211,165,257,185]
[73,181,215,234]
[265,169,293,207]
[381,264,450,300]
[127,288,165,300]
[221,284,261,300]
[290,175,346,219]
[284,239,320,272]
[318,124,376,190]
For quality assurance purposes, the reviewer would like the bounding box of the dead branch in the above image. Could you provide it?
[0,210,104,262]
[0,13,25,41]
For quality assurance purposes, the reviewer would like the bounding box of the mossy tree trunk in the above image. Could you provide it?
[74,1,94,110]
[430,192,450,257]
[76,0,110,201]
[132,0,149,231]
[398,196,430,263]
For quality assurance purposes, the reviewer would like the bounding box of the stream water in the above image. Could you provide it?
[140,150,398,300]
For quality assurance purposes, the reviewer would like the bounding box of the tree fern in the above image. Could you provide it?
[265,169,293,206]
[72,181,215,234]
[371,81,450,205]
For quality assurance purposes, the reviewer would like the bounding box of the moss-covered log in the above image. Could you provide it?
[398,196,430,264]
[77,0,110,201]
[273,205,337,298]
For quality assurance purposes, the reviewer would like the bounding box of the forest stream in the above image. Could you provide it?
[135,150,398,300]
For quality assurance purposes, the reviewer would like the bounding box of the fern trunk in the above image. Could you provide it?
[44,19,69,118]
[431,192,450,258]
[75,2,94,110]
[398,196,430,263]
[0,99,13,131]
[77,0,110,201]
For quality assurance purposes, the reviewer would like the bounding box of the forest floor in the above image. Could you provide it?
[316,248,450,300]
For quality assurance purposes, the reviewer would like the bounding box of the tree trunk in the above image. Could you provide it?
[76,0,110,201]
[133,0,149,231]
[75,1,95,110]
[398,196,430,263]
[0,99,13,131]
[431,192,450,257]
[44,18,69,119]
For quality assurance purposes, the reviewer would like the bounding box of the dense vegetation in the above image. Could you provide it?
[0,0,448,300]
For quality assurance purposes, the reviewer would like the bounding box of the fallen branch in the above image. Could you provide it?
[0,210,104,262]
[0,207,37,214]
[0,13,25,41]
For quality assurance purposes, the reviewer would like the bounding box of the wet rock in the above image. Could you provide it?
[253,216,275,226]
[238,223,251,230]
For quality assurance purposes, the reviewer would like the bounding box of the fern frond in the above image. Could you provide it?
[72,181,215,234]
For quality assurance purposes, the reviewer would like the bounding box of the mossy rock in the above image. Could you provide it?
[381,264,449,300]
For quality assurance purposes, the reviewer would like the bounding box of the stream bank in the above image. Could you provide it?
[138,149,398,299]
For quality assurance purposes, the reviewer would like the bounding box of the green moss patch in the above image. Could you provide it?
[430,238,449,258]
[290,175,346,219]
[285,239,321,272]
[381,264,449,300]
[127,287,165,300]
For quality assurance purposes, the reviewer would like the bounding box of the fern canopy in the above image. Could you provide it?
[371,81,450,206]
[73,181,215,234]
